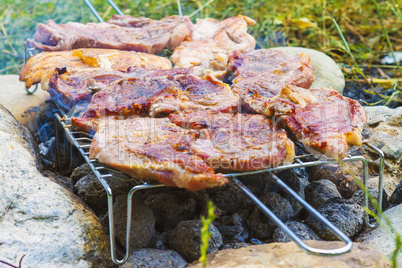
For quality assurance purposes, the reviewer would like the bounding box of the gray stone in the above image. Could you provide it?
[74,170,136,207]
[306,199,364,240]
[359,203,402,265]
[121,249,187,268]
[369,131,402,160]
[248,192,295,239]
[144,190,198,232]
[351,187,389,212]
[0,104,112,267]
[114,195,156,249]
[273,220,322,243]
[271,47,345,93]
[188,241,390,268]
[388,108,402,127]
[305,179,342,209]
[167,220,223,263]
[307,164,359,199]
[365,106,399,126]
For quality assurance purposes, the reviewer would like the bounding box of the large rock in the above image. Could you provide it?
[358,203,402,265]
[0,75,50,131]
[188,241,390,267]
[0,105,112,267]
[121,249,187,268]
[271,47,345,93]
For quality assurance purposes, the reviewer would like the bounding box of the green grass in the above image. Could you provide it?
[0,0,400,101]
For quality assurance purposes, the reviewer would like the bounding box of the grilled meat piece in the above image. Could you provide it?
[228,49,315,114]
[71,73,239,133]
[107,15,194,51]
[26,16,193,53]
[279,87,367,160]
[19,48,172,89]
[90,117,228,191]
[169,110,295,171]
[47,67,190,108]
[171,15,256,78]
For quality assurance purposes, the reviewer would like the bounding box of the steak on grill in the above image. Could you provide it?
[48,67,191,108]
[228,49,315,114]
[171,15,256,78]
[169,110,295,171]
[279,87,367,160]
[90,117,228,191]
[71,72,239,132]
[19,48,172,89]
[26,16,193,53]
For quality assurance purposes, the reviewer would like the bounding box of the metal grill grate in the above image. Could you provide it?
[54,111,384,265]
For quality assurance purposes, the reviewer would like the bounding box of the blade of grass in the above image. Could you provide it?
[189,0,215,18]
[176,0,183,16]
[387,0,402,22]
[372,0,401,71]
[329,14,383,98]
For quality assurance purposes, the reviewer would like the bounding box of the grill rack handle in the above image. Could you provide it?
[233,176,353,256]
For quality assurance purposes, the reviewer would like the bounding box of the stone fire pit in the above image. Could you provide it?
[0,50,401,267]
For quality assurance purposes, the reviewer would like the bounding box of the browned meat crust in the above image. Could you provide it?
[26,16,193,53]
[71,72,239,133]
[19,48,172,89]
[279,87,367,160]
[90,117,227,191]
[228,49,315,114]
[169,110,295,171]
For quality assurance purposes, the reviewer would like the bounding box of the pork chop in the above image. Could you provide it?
[71,73,239,133]
[90,117,227,191]
[169,110,295,171]
[279,87,367,160]
[19,48,172,89]
[171,15,256,78]
[26,16,193,53]
[228,49,315,114]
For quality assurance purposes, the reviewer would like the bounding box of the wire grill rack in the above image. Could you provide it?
[54,111,384,265]
[25,0,386,265]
